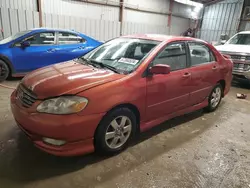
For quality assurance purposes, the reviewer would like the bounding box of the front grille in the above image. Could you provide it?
[230,55,245,60]
[16,84,37,108]
[223,53,250,71]
[233,63,250,71]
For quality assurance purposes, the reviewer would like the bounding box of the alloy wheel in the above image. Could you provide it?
[211,87,222,108]
[105,116,132,149]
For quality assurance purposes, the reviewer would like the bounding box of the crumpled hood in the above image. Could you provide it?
[22,61,125,99]
[215,44,250,54]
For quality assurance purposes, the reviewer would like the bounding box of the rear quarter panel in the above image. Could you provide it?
[210,44,233,94]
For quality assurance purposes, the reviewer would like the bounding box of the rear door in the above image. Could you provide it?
[54,31,87,62]
[187,42,220,106]
[12,31,57,72]
[146,42,193,121]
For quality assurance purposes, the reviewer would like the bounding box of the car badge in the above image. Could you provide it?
[17,90,24,100]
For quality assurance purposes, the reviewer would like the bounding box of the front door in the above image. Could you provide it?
[187,42,220,106]
[146,42,193,121]
[12,31,57,73]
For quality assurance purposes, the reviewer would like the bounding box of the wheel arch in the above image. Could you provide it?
[0,55,14,76]
[94,103,141,137]
[217,79,225,97]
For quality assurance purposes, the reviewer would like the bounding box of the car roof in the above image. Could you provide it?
[121,34,204,43]
[238,31,250,34]
[31,28,79,33]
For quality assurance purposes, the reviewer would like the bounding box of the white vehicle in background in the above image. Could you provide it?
[215,31,250,80]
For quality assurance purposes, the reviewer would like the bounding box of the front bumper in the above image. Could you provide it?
[11,91,105,156]
[232,69,250,79]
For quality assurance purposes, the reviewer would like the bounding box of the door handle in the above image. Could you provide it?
[78,46,85,49]
[212,66,217,70]
[47,48,56,52]
[183,72,191,78]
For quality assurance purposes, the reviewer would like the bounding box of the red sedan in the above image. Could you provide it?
[11,35,233,156]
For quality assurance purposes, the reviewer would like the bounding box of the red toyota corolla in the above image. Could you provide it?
[11,35,232,156]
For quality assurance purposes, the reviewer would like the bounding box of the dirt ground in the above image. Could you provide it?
[0,79,250,188]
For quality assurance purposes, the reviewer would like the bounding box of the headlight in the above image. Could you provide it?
[37,96,88,114]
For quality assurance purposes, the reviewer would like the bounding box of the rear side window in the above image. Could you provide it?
[58,32,85,44]
[24,32,55,45]
[188,43,216,66]
[153,42,187,71]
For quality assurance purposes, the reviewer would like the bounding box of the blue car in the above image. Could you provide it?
[0,28,102,81]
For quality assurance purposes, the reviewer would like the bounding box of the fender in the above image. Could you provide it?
[0,54,15,76]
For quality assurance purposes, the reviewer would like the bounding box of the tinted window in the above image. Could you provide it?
[58,32,85,44]
[24,32,55,45]
[153,42,187,71]
[188,43,214,66]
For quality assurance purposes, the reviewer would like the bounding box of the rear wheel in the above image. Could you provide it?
[205,84,223,112]
[0,60,10,82]
[94,108,136,155]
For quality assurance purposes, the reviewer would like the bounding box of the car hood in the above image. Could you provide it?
[22,61,125,99]
[215,44,250,54]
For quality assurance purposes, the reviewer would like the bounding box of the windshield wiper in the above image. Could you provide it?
[78,57,97,67]
[79,57,120,74]
[89,60,120,74]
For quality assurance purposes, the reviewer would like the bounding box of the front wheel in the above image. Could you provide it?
[205,84,223,112]
[0,60,9,82]
[94,108,136,155]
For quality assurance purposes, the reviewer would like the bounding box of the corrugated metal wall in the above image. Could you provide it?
[41,0,119,21]
[200,0,244,43]
[0,0,193,41]
[0,7,39,38]
[123,21,169,35]
[42,13,120,41]
[41,0,192,36]
[0,0,37,11]
[171,16,190,35]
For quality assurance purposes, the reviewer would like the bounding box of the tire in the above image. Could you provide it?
[205,84,223,112]
[94,108,137,155]
[0,60,10,82]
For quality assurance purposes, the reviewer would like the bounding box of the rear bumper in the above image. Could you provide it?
[11,91,105,156]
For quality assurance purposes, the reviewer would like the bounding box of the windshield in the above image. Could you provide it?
[0,30,31,44]
[227,34,250,45]
[81,38,160,74]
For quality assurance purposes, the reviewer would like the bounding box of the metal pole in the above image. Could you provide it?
[37,0,43,27]
[168,0,174,34]
[119,0,124,36]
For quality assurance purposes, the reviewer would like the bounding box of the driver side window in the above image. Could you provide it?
[21,32,55,46]
[153,42,187,71]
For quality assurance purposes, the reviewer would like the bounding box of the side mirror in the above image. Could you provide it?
[149,64,171,75]
[220,34,229,45]
[220,40,227,45]
[220,34,229,40]
[20,41,30,48]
